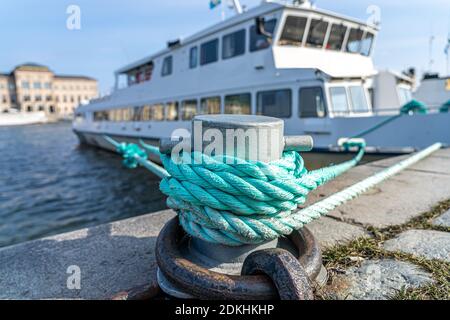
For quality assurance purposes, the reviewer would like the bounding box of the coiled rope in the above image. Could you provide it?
[104,136,441,246]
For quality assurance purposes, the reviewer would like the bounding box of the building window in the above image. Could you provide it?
[33,82,42,89]
[46,95,52,102]
[27,106,33,112]
[23,95,31,102]
[49,106,55,113]
[222,29,246,59]
[200,39,219,65]
[22,81,30,89]
[306,19,329,48]
[161,56,173,76]
[349,86,369,113]
[189,47,198,69]
[257,89,291,118]
[200,97,221,115]
[279,16,307,46]
[35,95,42,102]
[44,82,52,89]
[38,105,45,111]
[63,96,67,102]
[329,87,350,114]
[166,102,179,121]
[250,18,277,52]
[326,24,347,51]
[299,87,326,118]
[71,96,75,103]
[225,93,251,115]
[181,99,198,120]
[346,28,364,53]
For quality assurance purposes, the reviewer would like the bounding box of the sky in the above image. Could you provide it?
[0,0,449,94]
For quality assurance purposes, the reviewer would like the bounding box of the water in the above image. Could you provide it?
[0,122,390,249]
[0,122,167,248]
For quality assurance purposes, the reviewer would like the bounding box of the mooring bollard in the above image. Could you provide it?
[156,115,327,300]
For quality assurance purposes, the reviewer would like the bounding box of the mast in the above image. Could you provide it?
[231,0,243,14]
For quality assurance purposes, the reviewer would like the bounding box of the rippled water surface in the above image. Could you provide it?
[0,122,167,248]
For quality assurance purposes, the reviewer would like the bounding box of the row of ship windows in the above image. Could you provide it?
[92,85,371,122]
[279,16,374,55]
[159,20,276,77]
[19,81,95,91]
[92,88,328,122]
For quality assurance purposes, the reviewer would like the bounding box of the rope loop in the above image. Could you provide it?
[108,136,367,246]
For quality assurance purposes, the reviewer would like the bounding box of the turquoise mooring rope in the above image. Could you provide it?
[103,135,440,246]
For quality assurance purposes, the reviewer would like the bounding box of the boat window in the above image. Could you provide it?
[189,47,198,69]
[151,104,165,121]
[142,105,151,121]
[306,19,329,48]
[256,89,291,118]
[223,29,246,59]
[122,108,133,121]
[94,110,109,121]
[200,96,221,115]
[132,106,143,121]
[279,16,307,46]
[161,56,173,76]
[225,93,251,115]
[250,19,277,52]
[109,109,122,121]
[181,99,198,120]
[329,87,350,114]
[326,24,347,51]
[166,102,179,121]
[200,39,219,65]
[360,32,374,56]
[349,86,369,113]
[346,28,363,53]
[144,63,153,81]
[299,87,326,118]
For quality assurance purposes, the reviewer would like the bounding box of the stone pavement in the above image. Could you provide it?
[0,149,449,300]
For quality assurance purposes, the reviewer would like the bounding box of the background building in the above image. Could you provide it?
[0,63,98,119]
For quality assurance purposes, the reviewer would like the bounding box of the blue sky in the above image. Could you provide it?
[0,0,449,93]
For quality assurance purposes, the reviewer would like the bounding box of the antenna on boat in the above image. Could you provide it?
[231,0,243,14]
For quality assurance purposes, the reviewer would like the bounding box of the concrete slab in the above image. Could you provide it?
[306,158,450,228]
[307,217,369,249]
[383,230,450,262]
[432,210,450,228]
[327,259,434,300]
[0,210,176,300]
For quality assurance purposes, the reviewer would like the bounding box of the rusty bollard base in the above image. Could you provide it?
[156,217,327,300]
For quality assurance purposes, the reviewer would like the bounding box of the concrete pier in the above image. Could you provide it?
[1,148,449,300]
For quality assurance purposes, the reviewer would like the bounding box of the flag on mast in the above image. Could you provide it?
[210,0,222,10]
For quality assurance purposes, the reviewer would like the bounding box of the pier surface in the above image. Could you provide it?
[1,149,449,300]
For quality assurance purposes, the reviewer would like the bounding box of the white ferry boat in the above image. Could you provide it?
[0,109,48,127]
[73,0,450,154]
